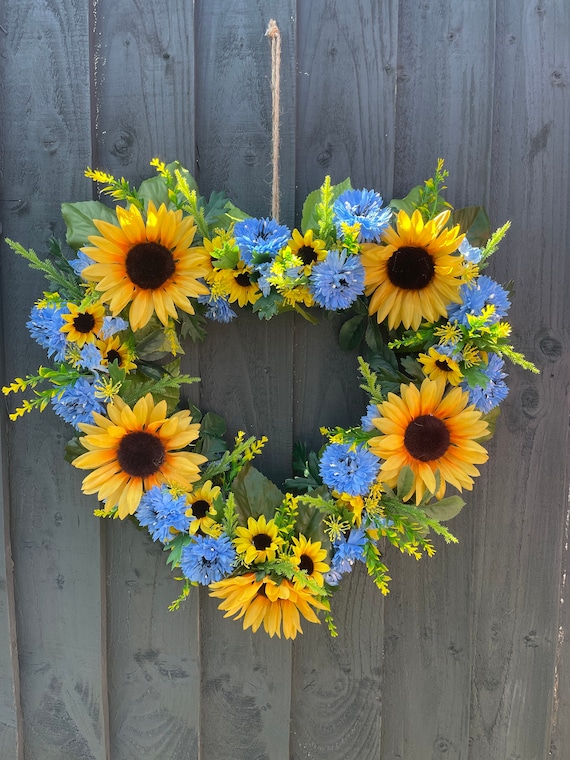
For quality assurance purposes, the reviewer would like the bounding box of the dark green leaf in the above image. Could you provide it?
[479,406,501,442]
[64,436,87,464]
[451,206,491,247]
[231,463,285,522]
[389,186,424,217]
[422,495,465,522]
[396,465,414,500]
[253,292,282,320]
[138,174,174,209]
[200,412,227,438]
[339,315,366,351]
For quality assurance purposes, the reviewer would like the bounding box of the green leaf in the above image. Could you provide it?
[200,412,227,439]
[225,200,250,223]
[64,436,87,464]
[422,495,465,522]
[396,465,415,500]
[389,185,424,217]
[231,463,285,522]
[301,177,352,234]
[339,315,366,351]
[61,201,117,250]
[180,310,208,343]
[479,406,501,442]
[451,206,491,248]
[137,174,174,209]
[253,292,282,320]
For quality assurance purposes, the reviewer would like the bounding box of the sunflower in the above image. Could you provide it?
[96,335,137,372]
[290,535,330,587]
[81,201,211,330]
[288,229,328,275]
[360,209,465,330]
[234,515,284,564]
[368,378,489,504]
[72,393,207,518]
[209,573,328,639]
[60,301,105,347]
[185,480,221,536]
[209,260,262,307]
[418,346,463,386]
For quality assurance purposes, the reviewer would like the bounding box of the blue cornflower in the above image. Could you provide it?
[100,316,129,339]
[27,303,68,362]
[136,486,191,543]
[77,343,105,372]
[459,239,482,264]
[462,354,509,413]
[198,294,237,323]
[361,403,379,432]
[70,251,95,277]
[309,250,365,310]
[448,276,511,326]
[233,218,290,267]
[324,527,367,586]
[333,189,392,242]
[51,377,105,429]
[180,533,236,585]
[319,442,380,497]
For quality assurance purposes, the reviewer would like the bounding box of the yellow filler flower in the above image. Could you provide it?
[81,201,211,330]
[361,209,465,330]
[209,573,328,639]
[369,378,489,504]
[72,393,207,518]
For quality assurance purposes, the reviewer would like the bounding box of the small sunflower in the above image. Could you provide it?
[361,209,465,330]
[185,480,221,535]
[291,535,330,587]
[81,201,211,330]
[72,393,207,518]
[96,335,137,372]
[210,261,262,307]
[234,515,285,564]
[288,229,328,275]
[209,573,328,639]
[60,301,105,347]
[368,378,489,504]
[418,346,463,386]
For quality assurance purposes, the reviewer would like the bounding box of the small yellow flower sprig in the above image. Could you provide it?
[416,157,453,221]
[200,430,268,491]
[2,366,82,419]
[85,167,144,210]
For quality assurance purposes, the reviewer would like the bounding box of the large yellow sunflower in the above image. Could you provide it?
[60,301,105,347]
[368,378,489,504]
[72,393,207,518]
[361,209,465,330]
[209,573,328,639]
[81,201,211,330]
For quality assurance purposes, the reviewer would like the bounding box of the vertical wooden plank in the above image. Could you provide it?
[193,2,296,757]
[379,3,496,758]
[290,2,398,758]
[470,2,570,758]
[0,2,109,758]
[93,2,202,757]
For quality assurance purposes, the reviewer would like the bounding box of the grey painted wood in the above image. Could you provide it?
[0,1,108,758]
[380,3,497,758]
[93,2,202,757]
[193,3,296,756]
[470,2,570,758]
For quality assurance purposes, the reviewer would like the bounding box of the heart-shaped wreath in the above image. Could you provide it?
[4,158,537,639]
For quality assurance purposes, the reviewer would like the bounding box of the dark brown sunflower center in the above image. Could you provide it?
[299,554,314,575]
[191,499,210,519]
[404,414,450,462]
[253,533,272,551]
[117,431,166,478]
[387,246,435,290]
[73,312,95,333]
[235,272,251,288]
[298,245,318,266]
[106,349,122,365]
[435,359,452,371]
[126,242,175,290]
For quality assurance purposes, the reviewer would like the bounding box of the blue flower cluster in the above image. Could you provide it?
[448,276,511,326]
[319,442,380,497]
[198,293,237,323]
[234,218,291,268]
[51,377,105,429]
[309,250,365,310]
[180,534,236,585]
[137,486,191,543]
[463,354,509,413]
[27,303,68,362]
[333,189,392,242]
[325,527,367,586]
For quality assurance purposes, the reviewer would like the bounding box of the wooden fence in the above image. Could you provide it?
[0,1,569,758]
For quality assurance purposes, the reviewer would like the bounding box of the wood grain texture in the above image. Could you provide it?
[380,3,496,757]
[93,2,202,757]
[470,2,570,758]
[193,3,296,756]
[0,1,108,758]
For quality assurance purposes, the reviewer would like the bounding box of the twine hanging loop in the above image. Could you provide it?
[265,19,281,221]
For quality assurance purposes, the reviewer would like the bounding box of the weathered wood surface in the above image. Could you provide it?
[0,0,568,758]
